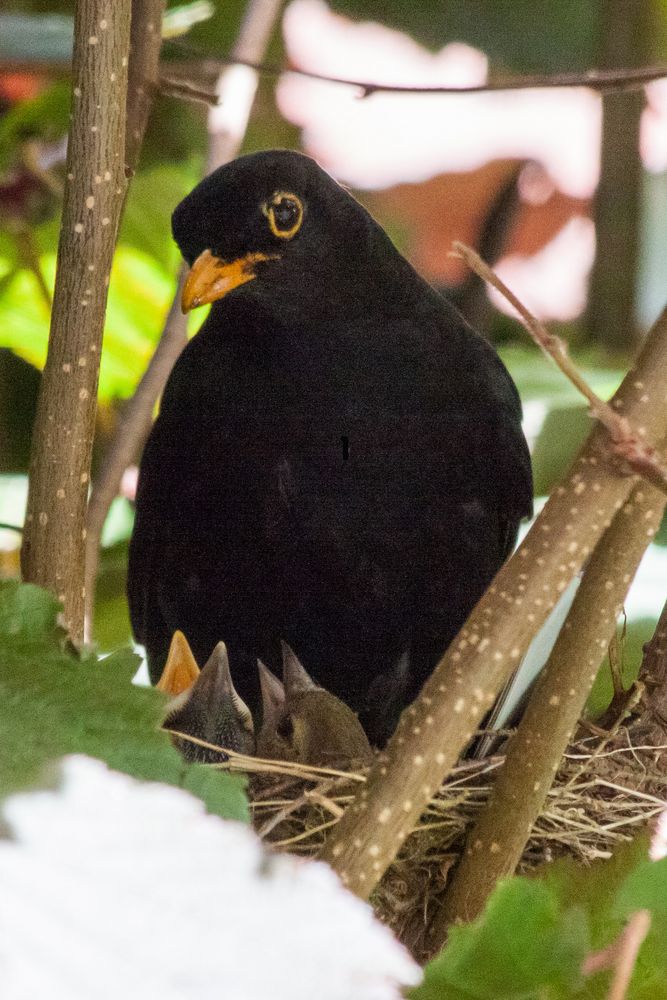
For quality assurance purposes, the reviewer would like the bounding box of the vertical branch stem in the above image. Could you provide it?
[432,477,666,936]
[21,0,131,641]
[586,0,654,350]
[125,0,165,173]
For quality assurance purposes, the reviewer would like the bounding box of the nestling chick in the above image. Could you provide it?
[163,639,255,763]
[257,642,372,769]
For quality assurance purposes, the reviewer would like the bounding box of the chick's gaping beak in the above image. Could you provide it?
[181,248,277,312]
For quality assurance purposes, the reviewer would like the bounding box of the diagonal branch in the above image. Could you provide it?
[432,476,666,935]
[317,306,667,901]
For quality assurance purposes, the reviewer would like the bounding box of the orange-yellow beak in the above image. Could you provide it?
[181,248,276,312]
[156,630,200,696]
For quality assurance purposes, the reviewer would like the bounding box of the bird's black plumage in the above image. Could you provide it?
[128,149,532,745]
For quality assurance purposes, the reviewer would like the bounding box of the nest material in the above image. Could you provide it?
[213,724,667,958]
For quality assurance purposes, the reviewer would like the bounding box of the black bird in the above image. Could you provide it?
[128,149,532,746]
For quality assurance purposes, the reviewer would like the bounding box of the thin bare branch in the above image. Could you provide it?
[452,242,667,496]
[7,46,667,98]
[125,0,165,173]
[161,46,667,99]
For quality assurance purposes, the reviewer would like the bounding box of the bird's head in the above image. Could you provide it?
[163,639,255,763]
[256,642,372,769]
[172,149,386,316]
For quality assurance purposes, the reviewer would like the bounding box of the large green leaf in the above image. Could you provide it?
[0,580,248,821]
[412,880,587,999]
[541,838,667,1000]
[417,836,667,1000]
[0,246,175,399]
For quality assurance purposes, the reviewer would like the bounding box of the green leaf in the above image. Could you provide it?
[0,581,248,822]
[412,880,588,1000]
[0,246,176,401]
[540,838,667,1000]
[614,857,667,919]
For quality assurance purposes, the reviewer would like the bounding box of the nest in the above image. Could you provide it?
[213,723,667,959]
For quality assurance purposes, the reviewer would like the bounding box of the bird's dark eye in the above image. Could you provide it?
[277,714,294,740]
[263,191,304,240]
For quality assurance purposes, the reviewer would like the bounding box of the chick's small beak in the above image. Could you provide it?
[181,248,276,312]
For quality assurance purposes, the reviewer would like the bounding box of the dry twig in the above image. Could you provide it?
[159,44,667,100]
[452,243,667,496]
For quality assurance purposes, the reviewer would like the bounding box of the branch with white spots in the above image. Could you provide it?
[431,477,666,938]
[318,307,667,904]
[21,0,131,641]
[83,0,170,636]
[452,243,667,497]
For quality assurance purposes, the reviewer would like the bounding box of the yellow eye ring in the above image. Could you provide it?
[262,191,304,240]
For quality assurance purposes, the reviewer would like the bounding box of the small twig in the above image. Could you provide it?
[166,728,368,783]
[161,41,667,98]
[452,242,667,496]
[8,44,667,98]
[583,910,651,1000]
[158,73,218,105]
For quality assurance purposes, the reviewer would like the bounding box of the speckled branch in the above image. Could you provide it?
[431,477,666,937]
[82,0,167,634]
[20,0,131,641]
[318,307,667,899]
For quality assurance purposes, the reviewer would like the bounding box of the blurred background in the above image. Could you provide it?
[0,0,665,713]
